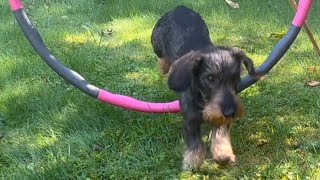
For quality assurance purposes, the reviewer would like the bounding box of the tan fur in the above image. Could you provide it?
[203,93,245,126]
[210,124,235,165]
[202,91,224,125]
[182,144,205,170]
[158,58,171,74]
[235,96,245,118]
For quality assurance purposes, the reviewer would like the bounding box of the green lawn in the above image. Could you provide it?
[1,0,320,179]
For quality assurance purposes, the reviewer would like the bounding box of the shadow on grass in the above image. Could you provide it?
[0,65,183,178]
[2,0,320,178]
[1,34,184,178]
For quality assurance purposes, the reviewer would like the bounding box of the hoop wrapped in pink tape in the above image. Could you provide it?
[9,0,23,11]
[97,90,180,113]
[9,0,313,113]
[292,0,313,27]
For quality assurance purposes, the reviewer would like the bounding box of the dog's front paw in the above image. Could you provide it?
[210,125,236,166]
[182,145,205,170]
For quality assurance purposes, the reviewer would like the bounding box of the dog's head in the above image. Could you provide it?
[169,46,256,165]
[168,46,256,123]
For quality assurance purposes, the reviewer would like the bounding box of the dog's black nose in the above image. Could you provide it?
[221,92,236,118]
[222,106,235,118]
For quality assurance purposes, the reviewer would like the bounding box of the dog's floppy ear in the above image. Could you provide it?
[232,48,257,76]
[168,51,203,92]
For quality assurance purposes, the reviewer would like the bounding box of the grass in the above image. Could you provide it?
[1,0,320,179]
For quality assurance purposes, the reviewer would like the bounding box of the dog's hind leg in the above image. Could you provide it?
[158,58,171,74]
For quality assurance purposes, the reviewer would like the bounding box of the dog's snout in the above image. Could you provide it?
[222,106,236,118]
[221,92,236,118]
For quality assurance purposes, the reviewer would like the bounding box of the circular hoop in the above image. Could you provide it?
[9,0,313,113]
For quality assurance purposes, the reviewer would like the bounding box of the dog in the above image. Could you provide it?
[151,6,257,169]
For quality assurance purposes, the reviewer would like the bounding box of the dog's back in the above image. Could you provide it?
[151,6,212,63]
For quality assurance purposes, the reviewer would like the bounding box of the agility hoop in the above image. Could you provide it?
[9,0,313,113]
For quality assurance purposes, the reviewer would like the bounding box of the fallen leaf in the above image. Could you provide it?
[269,30,286,39]
[256,139,268,148]
[258,75,266,81]
[306,80,320,87]
[307,66,317,72]
[298,150,305,156]
[101,28,113,36]
[225,0,240,8]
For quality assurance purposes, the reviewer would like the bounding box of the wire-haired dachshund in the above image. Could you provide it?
[151,5,257,170]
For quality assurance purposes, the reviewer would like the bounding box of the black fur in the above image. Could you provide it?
[151,5,257,168]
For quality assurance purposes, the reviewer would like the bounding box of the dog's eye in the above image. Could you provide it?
[207,75,214,81]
